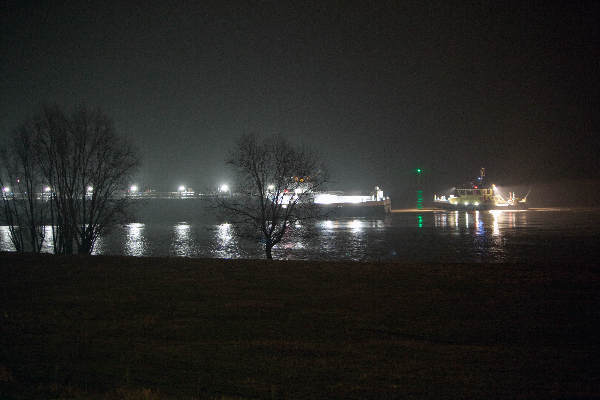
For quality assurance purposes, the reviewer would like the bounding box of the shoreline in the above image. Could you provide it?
[1,253,599,399]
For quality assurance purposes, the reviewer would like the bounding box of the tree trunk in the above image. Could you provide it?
[265,241,273,260]
[78,241,93,255]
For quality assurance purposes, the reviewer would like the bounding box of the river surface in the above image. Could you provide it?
[1,208,599,263]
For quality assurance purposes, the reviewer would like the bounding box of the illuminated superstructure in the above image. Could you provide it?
[313,186,391,216]
[433,168,527,210]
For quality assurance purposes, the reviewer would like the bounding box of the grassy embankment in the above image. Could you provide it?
[1,252,599,399]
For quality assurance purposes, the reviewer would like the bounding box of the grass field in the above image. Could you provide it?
[1,252,599,399]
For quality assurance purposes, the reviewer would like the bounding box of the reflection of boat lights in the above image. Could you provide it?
[350,219,362,231]
[465,212,469,227]
[175,223,190,235]
[321,220,334,229]
[489,210,501,235]
[475,210,483,235]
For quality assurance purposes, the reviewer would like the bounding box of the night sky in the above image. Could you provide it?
[2,1,598,200]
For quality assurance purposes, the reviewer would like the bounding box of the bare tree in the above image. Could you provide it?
[1,104,139,255]
[34,105,140,254]
[0,124,49,253]
[219,134,327,259]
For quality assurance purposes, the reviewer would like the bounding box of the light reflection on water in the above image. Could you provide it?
[124,223,146,256]
[1,209,598,263]
[0,226,16,251]
[171,222,193,256]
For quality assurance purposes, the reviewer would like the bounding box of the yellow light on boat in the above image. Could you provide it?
[474,202,479,206]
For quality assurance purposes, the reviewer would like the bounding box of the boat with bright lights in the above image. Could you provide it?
[433,168,528,210]
[313,186,392,217]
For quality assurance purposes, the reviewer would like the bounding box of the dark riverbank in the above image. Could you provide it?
[1,253,599,399]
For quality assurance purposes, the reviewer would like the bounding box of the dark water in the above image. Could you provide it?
[1,208,599,263]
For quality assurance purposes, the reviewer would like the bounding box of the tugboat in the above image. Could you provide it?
[433,168,528,210]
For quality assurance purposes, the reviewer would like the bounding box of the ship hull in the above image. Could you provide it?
[433,201,527,211]
[317,199,392,217]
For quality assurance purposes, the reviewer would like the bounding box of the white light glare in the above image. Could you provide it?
[2,187,10,193]
[267,184,275,191]
[314,194,370,204]
[219,184,229,192]
[130,185,138,192]
[44,186,51,192]
[87,186,93,192]
[178,185,186,192]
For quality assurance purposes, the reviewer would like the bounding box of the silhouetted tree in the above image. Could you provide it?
[36,105,140,254]
[0,124,49,252]
[1,104,139,255]
[219,134,327,259]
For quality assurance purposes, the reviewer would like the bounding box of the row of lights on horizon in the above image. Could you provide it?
[2,182,300,194]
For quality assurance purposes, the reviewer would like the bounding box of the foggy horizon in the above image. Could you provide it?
[2,1,598,202]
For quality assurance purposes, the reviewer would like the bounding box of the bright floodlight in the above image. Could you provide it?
[87,186,93,192]
[44,186,51,192]
[219,184,229,193]
[267,184,275,191]
[178,185,186,192]
[2,187,9,193]
[130,185,138,192]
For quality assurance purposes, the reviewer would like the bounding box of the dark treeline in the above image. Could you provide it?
[0,105,139,254]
